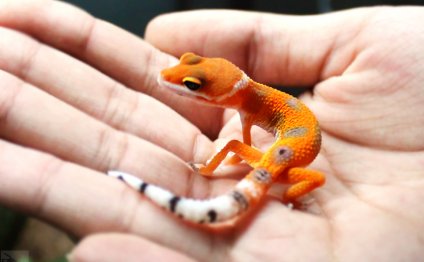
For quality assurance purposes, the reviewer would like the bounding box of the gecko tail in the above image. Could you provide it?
[107,170,251,224]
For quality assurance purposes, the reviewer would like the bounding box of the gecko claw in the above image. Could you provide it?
[188,162,215,177]
[189,162,205,173]
[286,202,294,210]
[188,162,203,172]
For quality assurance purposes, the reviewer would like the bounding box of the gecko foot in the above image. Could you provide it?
[284,197,317,212]
[282,198,305,210]
[188,162,202,172]
[188,162,213,177]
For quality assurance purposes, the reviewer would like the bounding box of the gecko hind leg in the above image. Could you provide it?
[281,167,325,205]
[194,140,263,177]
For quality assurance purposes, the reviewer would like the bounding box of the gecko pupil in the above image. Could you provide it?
[183,80,201,91]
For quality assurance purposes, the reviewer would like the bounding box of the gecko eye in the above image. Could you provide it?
[182,77,202,91]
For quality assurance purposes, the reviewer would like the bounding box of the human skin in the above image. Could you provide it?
[0,1,423,261]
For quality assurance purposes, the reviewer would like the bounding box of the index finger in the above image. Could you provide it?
[0,0,222,135]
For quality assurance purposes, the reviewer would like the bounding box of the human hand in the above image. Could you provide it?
[143,6,424,261]
[0,1,216,261]
[1,1,424,261]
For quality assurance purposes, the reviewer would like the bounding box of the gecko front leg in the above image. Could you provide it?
[193,140,262,176]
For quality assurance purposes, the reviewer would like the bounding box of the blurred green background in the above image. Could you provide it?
[1,0,423,261]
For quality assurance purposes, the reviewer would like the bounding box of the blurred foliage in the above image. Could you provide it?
[0,205,26,249]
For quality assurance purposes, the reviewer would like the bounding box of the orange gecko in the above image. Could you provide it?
[108,52,325,224]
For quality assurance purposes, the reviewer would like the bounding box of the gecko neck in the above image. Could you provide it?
[225,78,289,112]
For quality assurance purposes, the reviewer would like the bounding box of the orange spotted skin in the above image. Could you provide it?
[160,52,325,206]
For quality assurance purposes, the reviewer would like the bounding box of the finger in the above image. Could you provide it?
[0,139,232,260]
[145,9,375,86]
[70,233,196,262]
[0,0,222,135]
[0,27,212,162]
[0,69,210,186]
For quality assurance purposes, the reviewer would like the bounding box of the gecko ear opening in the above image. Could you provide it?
[183,77,202,90]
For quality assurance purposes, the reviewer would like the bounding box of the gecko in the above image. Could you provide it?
[108,52,325,224]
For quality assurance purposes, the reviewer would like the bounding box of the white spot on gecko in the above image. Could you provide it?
[236,179,259,198]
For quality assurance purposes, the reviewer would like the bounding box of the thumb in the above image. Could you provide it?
[145,8,375,86]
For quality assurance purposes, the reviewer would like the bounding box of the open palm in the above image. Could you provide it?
[0,1,423,261]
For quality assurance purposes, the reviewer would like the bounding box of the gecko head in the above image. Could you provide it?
[158,52,249,106]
